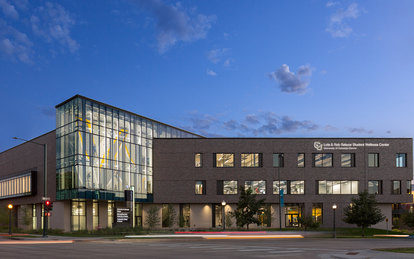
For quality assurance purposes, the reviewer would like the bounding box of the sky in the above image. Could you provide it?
[1,0,414,152]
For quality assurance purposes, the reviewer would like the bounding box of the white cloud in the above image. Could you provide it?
[0,0,18,19]
[269,64,313,94]
[326,3,360,38]
[0,19,33,63]
[206,68,216,76]
[31,2,79,53]
[326,1,339,8]
[138,0,216,53]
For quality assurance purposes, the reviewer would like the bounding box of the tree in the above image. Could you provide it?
[225,212,233,228]
[145,206,160,230]
[298,215,320,231]
[343,191,385,236]
[231,187,266,230]
[165,204,177,228]
[401,212,414,228]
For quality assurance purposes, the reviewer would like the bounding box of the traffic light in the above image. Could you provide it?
[44,200,53,213]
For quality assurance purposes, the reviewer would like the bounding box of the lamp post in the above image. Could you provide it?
[13,137,48,238]
[332,204,337,238]
[221,200,226,231]
[8,204,13,237]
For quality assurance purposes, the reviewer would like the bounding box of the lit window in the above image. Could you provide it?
[368,153,379,167]
[245,180,266,194]
[408,180,412,194]
[273,181,287,195]
[241,153,262,167]
[195,153,202,167]
[312,204,323,223]
[396,153,407,167]
[223,181,238,194]
[195,180,206,195]
[317,180,358,194]
[341,153,355,167]
[290,181,305,194]
[214,153,234,167]
[297,153,305,168]
[313,153,332,167]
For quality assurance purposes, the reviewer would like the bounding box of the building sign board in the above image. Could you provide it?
[115,208,131,224]
[314,141,390,151]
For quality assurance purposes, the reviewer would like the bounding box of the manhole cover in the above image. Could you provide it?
[346,252,359,255]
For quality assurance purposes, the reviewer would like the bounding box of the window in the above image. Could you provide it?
[32,204,37,230]
[93,200,99,230]
[408,180,412,194]
[214,153,234,167]
[368,153,379,167]
[368,180,382,194]
[245,180,266,194]
[297,153,305,168]
[273,153,284,167]
[273,181,287,195]
[135,203,143,227]
[312,204,323,223]
[392,180,401,195]
[241,153,262,167]
[180,204,190,227]
[0,172,32,199]
[108,201,114,228]
[317,180,358,194]
[341,153,355,167]
[313,153,332,167]
[195,153,202,167]
[195,180,206,195]
[71,200,86,231]
[223,180,238,194]
[290,181,305,194]
[396,153,407,167]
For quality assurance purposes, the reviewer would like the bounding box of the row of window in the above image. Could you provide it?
[194,180,410,195]
[195,153,408,168]
[0,172,33,199]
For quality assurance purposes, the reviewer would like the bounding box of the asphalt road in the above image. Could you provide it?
[1,238,414,258]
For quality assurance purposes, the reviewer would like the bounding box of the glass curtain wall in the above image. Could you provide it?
[56,97,199,200]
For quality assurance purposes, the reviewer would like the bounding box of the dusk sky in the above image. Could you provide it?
[1,0,413,152]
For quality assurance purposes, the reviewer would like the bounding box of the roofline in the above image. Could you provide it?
[0,130,56,155]
[154,137,413,140]
[55,95,204,138]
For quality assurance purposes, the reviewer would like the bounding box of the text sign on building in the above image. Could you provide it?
[314,142,390,151]
[115,208,131,224]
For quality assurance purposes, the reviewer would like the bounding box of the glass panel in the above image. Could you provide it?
[396,153,406,167]
[297,153,305,167]
[245,180,266,194]
[195,181,204,195]
[273,181,287,194]
[223,180,238,194]
[290,181,304,194]
[195,153,202,167]
[368,153,379,167]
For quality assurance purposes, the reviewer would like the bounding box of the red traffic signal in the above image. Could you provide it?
[45,200,53,212]
[45,200,51,206]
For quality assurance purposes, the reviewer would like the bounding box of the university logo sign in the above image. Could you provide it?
[314,141,323,151]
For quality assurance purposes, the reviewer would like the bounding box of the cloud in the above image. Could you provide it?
[187,112,218,130]
[326,3,360,38]
[253,113,319,135]
[138,0,215,53]
[206,68,216,76]
[0,0,18,19]
[326,1,339,8]
[269,64,312,94]
[0,19,33,63]
[386,130,391,134]
[207,48,229,63]
[348,127,373,134]
[245,114,260,125]
[30,2,79,53]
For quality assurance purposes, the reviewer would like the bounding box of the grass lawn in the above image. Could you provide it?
[375,247,414,253]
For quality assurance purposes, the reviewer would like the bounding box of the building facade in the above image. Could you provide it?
[0,95,412,231]
[153,138,413,229]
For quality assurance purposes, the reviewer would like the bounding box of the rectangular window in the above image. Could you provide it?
[71,200,86,231]
[245,180,266,194]
[241,153,262,167]
[195,153,202,167]
[223,180,238,194]
[297,153,305,168]
[368,153,379,167]
[273,153,284,167]
[341,153,355,167]
[290,181,305,194]
[368,180,382,194]
[396,153,407,167]
[392,180,401,195]
[273,181,287,195]
[0,172,33,199]
[408,180,412,194]
[195,180,206,195]
[313,153,332,167]
[317,180,358,194]
[312,203,323,223]
[93,200,99,230]
[214,153,234,167]
[108,201,114,228]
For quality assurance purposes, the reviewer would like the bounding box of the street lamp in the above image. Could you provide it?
[13,137,48,238]
[332,204,337,238]
[8,204,13,236]
[221,200,226,231]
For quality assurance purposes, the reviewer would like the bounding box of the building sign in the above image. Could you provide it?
[115,208,131,224]
[313,141,390,151]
